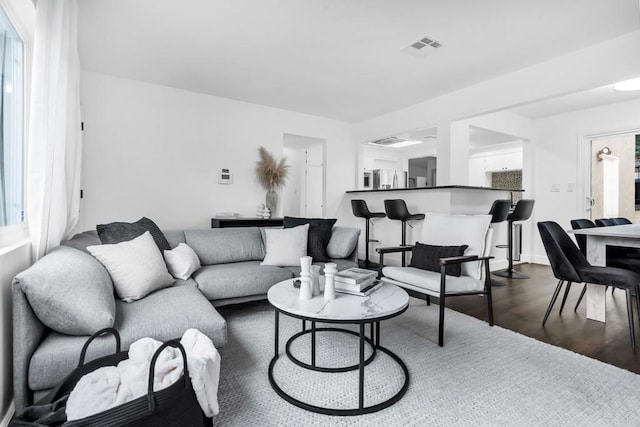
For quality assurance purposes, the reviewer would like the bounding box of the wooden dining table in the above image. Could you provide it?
[571,223,640,322]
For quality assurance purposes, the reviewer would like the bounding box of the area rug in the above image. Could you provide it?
[213,298,640,426]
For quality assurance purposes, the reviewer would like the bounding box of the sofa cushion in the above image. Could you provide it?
[60,231,101,254]
[326,226,359,259]
[87,232,175,302]
[14,246,115,336]
[185,228,264,265]
[193,261,293,300]
[97,217,171,252]
[260,224,309,266]
[28,284,226,391]
[283,217,337,262]
[164,243,202,280]
[409,243,469,277]
[163,230,186,249]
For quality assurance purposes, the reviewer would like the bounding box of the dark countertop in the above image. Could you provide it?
[345,185,524,194]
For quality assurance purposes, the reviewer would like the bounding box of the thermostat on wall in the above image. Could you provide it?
[219,168,233,184]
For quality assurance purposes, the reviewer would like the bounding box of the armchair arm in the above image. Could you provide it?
[440,255,494,265]
[376,245,414,278]
[376,245,414,255]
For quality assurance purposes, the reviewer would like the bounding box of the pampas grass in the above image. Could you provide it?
[256,146,289,190]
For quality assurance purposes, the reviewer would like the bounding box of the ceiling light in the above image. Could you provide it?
[614,77,640,91]
[369,137,423,148]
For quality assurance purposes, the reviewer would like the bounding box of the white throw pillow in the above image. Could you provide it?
[164,243,202,280]
[87,231,175,302]
[261,224,309,266]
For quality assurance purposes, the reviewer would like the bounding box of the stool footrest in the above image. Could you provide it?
[368,239,380,243]
[496,244,509,249]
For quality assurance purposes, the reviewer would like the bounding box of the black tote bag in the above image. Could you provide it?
[11,328,210,427]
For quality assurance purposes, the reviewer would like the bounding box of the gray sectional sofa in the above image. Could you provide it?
[12,225,359,411]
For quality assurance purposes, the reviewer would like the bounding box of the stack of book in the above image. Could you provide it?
[334,267,383,296]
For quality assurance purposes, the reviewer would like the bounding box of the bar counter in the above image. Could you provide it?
[343,185,525,268]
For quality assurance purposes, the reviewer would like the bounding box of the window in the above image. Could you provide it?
[0,3,24,228]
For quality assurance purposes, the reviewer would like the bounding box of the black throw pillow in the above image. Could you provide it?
[409,242,469,277]
[283,216,337,262]
[97,217,171,252]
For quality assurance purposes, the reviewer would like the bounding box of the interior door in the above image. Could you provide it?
[304,144,324,217]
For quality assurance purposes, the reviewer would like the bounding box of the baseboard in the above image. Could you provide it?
[1,401,14,427]
[527,254,549,265]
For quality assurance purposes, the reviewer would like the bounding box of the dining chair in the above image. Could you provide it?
[595,218,616,227]
[611,217,632,225]
[538,221,640,349]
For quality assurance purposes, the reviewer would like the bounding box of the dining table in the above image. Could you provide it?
[571,223,640,322]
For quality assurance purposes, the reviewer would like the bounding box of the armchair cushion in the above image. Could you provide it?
[409,243,468,277]
[382,267,484,295]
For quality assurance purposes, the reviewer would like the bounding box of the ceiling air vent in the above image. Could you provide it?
[402,34,444,58]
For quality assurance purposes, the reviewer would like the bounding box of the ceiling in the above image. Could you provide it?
[509,83,640,119]
[77,0,640,123]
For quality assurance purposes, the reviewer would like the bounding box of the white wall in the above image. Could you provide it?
[0,243,30,421]
[79,72,356,231]
[529,97,640,264]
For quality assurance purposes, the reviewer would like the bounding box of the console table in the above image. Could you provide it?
[210,217,283,228]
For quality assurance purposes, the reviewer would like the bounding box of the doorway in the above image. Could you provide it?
[282,134,325,218]
[589,133,640,221]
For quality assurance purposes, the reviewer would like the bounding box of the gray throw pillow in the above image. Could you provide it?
[15,246,116,335]
[97,217,171,252]
[327,227,359,259]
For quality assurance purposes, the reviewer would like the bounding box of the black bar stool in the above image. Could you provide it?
[488,199,512,286]
[493,199,535,279]
[351,200,386,269]
[384,199,425,266]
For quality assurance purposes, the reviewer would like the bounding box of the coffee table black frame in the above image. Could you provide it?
[268,304,410,416]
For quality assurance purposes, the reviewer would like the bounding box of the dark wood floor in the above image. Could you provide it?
[446,263,640,374]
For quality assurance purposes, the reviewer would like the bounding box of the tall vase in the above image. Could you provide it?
[265,188,277,216]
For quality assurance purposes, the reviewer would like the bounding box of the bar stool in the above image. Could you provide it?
[384,199,425,266]
[351,200,386,269]
[493,199,535,279]
[488,199,512,286]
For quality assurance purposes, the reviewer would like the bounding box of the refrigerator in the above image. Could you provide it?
[372,169,408,190]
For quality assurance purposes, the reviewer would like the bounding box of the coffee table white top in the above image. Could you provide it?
[267,278,409,322]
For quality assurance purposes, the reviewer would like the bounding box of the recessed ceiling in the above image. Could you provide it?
[77,0,640,122]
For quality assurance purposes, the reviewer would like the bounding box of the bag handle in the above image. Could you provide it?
[78,327,122,367]
[146,340,190,412]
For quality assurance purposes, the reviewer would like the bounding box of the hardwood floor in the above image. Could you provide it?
[445,263,640,374]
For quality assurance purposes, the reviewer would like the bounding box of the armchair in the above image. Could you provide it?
[377,213,494,346]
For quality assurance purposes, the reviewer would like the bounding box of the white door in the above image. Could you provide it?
[304,144,324,217]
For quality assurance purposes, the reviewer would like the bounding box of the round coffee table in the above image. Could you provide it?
[267,278,410,416]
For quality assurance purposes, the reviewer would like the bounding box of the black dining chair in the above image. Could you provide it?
[595,218,616,227]
[538,221,640,349]
[611,217,632,225]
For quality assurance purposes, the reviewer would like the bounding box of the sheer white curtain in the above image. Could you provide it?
[27,0,81,260]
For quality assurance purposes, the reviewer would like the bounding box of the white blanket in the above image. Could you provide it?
[66,329,220,420]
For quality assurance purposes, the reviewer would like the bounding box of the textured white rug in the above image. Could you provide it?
[214,298,640,426]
